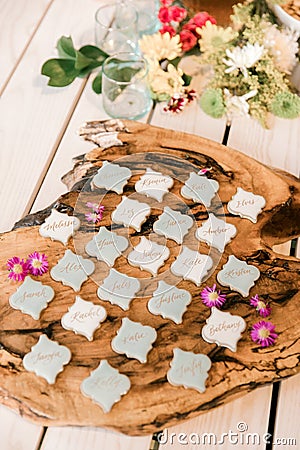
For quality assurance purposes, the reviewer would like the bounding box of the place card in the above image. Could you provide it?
[181,171,219,206]
[80,360,130,413]
[97,268,140,310]
[39,209,80,246]
[202,307,246,352]
[153,206,194,244]
[227,187,266,223]
[135,168,173,202]
[23,334,71,384]
[9,276,54,320]
[111,318,157,363]
[171,246,213,286]
[61,296,107,341]
[127,236,170,276]
[92,160,131,194]
[50,249,95,292]
[167,348,211,393]
[111,196,151,232]
[217,255,260,297]
[85,226,128,267]
[147,281,192,324]
[196,213,237,252]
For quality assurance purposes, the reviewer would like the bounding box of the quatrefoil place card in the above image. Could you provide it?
[9,276,54,320]
[61,296,107,341]
[167,348,212,393]
[202,307,246,352]
[135,168,173,202]
[147,281,192,324]
[111,196,151,232]
[39,209,80,245]
[92,160,132,194]
[50,249,95,292]
[111,318,157,363]
[153,207,194,244]
[97,268,141,310]
[171,246,213,286]
[217,255,260,297]
[85,226,128,267]
[227,187,266,223]
[181,172,219,206]
[196,213,237,252]
[23,334,71,384]
[127,236,170,276]
[80,360,131,413]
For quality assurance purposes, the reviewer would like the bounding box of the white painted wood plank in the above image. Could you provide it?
[0,0,51,93]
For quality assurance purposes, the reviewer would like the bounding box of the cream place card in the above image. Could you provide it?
[111,196,151,232]
[153,207,194,244]
[217,254,260,297]
[181,172,219,206]
[127,236,170,276]
[85,226,128,267]
[196,213,237,252]
[135,168,173,202]
[227,187,266,223]
[97,268,140,310]
[39,209,80,245]
[171,246,213,286]
[92,160,131,194]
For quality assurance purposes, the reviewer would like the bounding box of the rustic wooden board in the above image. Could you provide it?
[0,120,299,436]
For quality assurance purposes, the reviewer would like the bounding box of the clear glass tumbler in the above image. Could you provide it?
[102,52,152,120]
[95,1,139,54]
[130,0,160,36]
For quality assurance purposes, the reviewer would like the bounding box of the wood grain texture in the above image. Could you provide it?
[0,121,299,436]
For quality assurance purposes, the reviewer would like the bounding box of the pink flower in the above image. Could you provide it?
[27,252,49,276]
[250,294,271,317]
[169,6,187,23]
[7,257,29,281]
[159,24,177,36]
[250,321,278,347]
[86,202,105,220]
[193,12,217,29]
[158,6,173,24]
[182,20,198,33]
[186,89,197,103]
[198,167,212,175]
[179,29,197,52]
[161,0,173,6]
[201,284,227,308]
[86,202,99,211]
[164,94,187,113]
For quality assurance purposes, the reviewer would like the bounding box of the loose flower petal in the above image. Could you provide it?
[7,257,29,281]
[27,252,49,276]
[250,320,278,347]
[201,284,227,308]
[250,294,271,317]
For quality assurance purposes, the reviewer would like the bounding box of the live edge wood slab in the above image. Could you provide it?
[0,120,299,436]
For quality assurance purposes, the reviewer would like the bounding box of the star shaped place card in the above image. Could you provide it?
[39,209,80,246]
[61,296,107,341]
[217,255,260,297]
[153,207,194,244]
[181,171,219,206]
[23,335,71,384]
[111,196,151,232]
[80,360,131,413]
[127,236,170,276]
[202,307,246,352]
[97,268,141,310]
[111,318,157,363]
[50,249,95,292]
[196,213,237,252]
[167,348,212,393]
[92,160,132,194]
[171,246,213,286]
[135,168,173,202]
[85,226,128,267]
[227,187,266,223]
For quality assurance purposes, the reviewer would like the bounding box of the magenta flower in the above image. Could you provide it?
[27,252,49,276]
[250,321,278,347]
[250,294,271,317]
[7,257,29,281]
[198,167,212,175]
[201,284,227,308]
[85,203,104,223]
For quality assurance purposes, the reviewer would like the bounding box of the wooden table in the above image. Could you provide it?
[0,1,299,449]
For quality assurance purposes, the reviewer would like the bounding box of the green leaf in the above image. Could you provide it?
[92,70,103,94]
[41,58,79,86]
[79,45,108,60]
[56,36,76,59]
[79,60,104,78]
[74,50,95,71]
[168,56,181,68]
[182,73,192,86]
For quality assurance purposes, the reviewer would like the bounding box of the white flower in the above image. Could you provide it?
[147,58,185,99]
[223,43,264,77]
[197,22,238,52]
[139,32,182,62]
[263,25,299,74]
[224,88,257,121]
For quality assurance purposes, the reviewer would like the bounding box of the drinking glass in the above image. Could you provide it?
[130,0,160,36]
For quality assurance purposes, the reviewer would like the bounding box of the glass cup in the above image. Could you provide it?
[102,52,152,120]
[130,0,160,36]
[95,1,139,54]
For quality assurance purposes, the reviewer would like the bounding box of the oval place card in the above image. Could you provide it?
[135,168,173,202]
[181,171,219,206]
[196,213,237,252]
[201,307,246,352]
[50,249,95,292]
[39,209,80,246]
[127,236,170,276]
[167,348,211,393]
[111,318,157,363]
[85,226,128,267]
[61,296,107,341]
[153,206,194,244]
[23,335,71,384]
[227,187,266,223]
[97,268,141,310]
[147,281,192,324]
[111,196,151,232]
[92,160,132,194]
[171,246,213,286]
[217,254,260,297]
[9,276,54,320]
[80,360,131,413]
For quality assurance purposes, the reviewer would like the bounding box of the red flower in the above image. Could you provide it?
[179,29,197,52]
[161,0,173,6]
[193,11,216,29]
[169,6,187,23]
[159,24,177,36]
[158,6,173,24]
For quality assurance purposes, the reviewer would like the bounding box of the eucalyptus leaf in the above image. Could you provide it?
[56,36,76,59]
[41,59,79,86]
[92,70,103,94]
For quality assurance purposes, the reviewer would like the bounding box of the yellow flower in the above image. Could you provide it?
[147,58,185,99]
[139,32,182,61]
[197,22,238,53]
